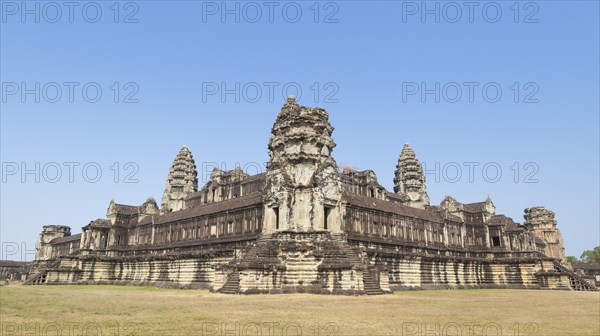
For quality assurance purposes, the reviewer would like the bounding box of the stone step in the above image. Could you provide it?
[23,271,47,285]
[362,271,384,295]
[219,270,240,294]
[553,262,598,291]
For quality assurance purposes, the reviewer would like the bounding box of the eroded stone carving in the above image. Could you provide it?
[263,96,342,232]
[524,206,567,263]
[35,225,71,260]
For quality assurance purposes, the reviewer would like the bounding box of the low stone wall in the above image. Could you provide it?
[384,256,541,290]
[350,239,564,291]
[27,233,583,293]
[236,260,366,295]
[0,261,30,281]
[41,254,233,289]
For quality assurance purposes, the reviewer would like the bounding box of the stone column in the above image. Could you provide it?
[442,222,449,246]
[459,223,466,247]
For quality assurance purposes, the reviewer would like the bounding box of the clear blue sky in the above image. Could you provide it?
[1,1,598,261]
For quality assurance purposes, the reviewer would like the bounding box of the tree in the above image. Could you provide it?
[566,256,581,264]
[580,246,600,263]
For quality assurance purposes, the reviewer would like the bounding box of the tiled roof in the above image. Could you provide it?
[342,193,444,223]
[50,233,82,244]
[385,192,406,201]
[574,263,600,271]
[115,204,139,215]
[139,192,263,225]
[0,260,30,267]
[242,172,266,182]
[85,219,111,229]
[463,202,487,213]
[489,215,520,229]
[445,213,463,222]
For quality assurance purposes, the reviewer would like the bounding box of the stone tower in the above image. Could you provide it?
[263,97,342,232]
[139,197,159,221]
[524,207,567,263]
[393,143,430,209]
[35,225,71,260]
[161,146,198,213]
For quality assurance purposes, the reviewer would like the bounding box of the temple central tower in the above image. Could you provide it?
[263,97,342,232]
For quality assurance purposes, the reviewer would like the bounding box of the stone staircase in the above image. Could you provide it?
[216,235,280,294]
[23,270,48,285]
[214,232,391,295]
[281,251,320,288]
[333,237,366,265]
[362,270,385,295]
[23,259,61,285]
[553,261,598,291]
[330,233,389,295]
[219,269,240,294]
[237,235,281,269]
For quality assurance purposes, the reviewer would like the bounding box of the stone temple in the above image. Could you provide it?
[26,97,596,294]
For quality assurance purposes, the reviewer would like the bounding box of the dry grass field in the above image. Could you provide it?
[0,284,598,336]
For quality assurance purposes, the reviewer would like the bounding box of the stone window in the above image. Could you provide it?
[492,236,501,247]
[274,207,280,230]
[324,206,332,230]
[232,185,240,198]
